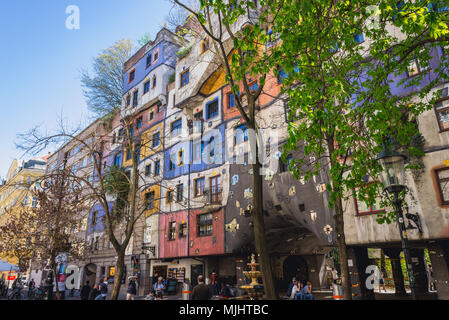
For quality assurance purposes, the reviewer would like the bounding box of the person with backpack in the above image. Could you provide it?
[80,281,91,300]
[126,277,137,300]
[95,278,108,300]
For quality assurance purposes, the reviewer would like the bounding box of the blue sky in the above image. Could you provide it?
[0,0,174,178]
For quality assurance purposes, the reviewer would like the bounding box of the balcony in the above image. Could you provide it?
[196,187,223,211]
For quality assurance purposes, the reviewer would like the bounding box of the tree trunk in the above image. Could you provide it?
[252,161,277,299]
[110,252,125,300]
[334,197,352,300]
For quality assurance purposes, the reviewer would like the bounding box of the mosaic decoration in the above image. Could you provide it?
[229,191,234,198]
[208,121,213,127]
[222,169,226,174]
[444,160,449,167]
[244,188,253,199]
[249,169,253,175]
[284,196,290,204]
[232,175,239,185]
[247,204,253,212]
[299,176,306,185]
[316,183,327,193]
[289,186,296,196]
[323,225,333,235]
[240,208,245,215]
[310,210,317,221]
[327,234,333,243]
[264,169,274,181]
[225,219,239,232]
[236,201,240,208]
[215,216,219,221]
[313,175,317,183]
[190,241,194,247]
[268,182,275,189]
[195,248,200,254]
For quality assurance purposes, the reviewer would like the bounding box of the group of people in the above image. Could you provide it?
[80,278,109,300]
[287,278,315,300]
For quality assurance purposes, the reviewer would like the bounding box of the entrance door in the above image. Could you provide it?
[282,256,309,290]
[191,264,204,287]
[153,265,168,280]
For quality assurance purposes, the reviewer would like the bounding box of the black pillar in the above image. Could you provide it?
[410,248,428,294]
[347,247,375,300]
[428,241,449,300]
[384,248,406,296]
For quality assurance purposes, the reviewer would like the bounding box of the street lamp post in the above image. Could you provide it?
[377,145,416,300]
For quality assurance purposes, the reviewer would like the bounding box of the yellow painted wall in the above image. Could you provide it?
[142,184,160,217]
[140,121,164,160]
[200,67,226,96]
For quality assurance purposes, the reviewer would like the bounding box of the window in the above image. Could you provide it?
[126,94,131,107]
[277,68,288,84]
[407,58,429,77]
[152,76,157,88]
[181,69,190,87]
[197,213,213,237]
[145,191,155,210]
[145,163,152,176]
[353,33,364,44]
[168,221,176,240]
[153,50,159,62]
[176,184,184,202]
[168,153,176,171]
[128,69,135,83]
[228,91,239,108]
[280,154,293,173]
[206,100,219,120]
[435,98,449,132]
[201,37,210,53]
[23,196,28,206]
[193,141,204,162]
[157,103,162,113]
[436,167,449,205]
[210,175,222,204]
[208,137,215,159]
[126,148,132,161]
[249,81,258,93]
[179,223,188,238]
[354,189,384,216]
[178,149,184,166]
[114,153,122,166]
[149,110,154,121]
[146,54,152,68]
[132,90,139,107]
[27,177,32,185]
[154,160,161,176]
[171,119,182,136]
[91,211,98,226]
[166,190,174,203]
[194,178,205,197]
[152,131,161,148]
[136,117,143,129]
[144,80,150,94]
[235,124,248,145]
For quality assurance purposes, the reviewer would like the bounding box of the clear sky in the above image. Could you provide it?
[0,0,174,178]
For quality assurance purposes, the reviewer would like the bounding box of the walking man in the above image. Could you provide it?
[191,275,212,300]
[95,278,108,300]
[127,277,137,300]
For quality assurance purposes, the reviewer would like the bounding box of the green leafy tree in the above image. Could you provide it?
[81,39,134,118]
[269,0,449,299]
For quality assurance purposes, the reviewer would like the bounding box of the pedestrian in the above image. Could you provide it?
[286,277,296,297]
[144,290,156,300]
[89,283,100,300]
[301,281,315,300]
[290,280,301,300]
[427,264,435,291]
[127,277,137,300]
[379,271,387,292]
[28,279,35,297]
[211,272,219,296]
[153,276,166,296]
[80,281,91,300]
[191,275,212,300]
[95,278,108,300]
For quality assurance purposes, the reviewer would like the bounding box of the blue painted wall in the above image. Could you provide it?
[123,41,179,94]
[88,202,113,234]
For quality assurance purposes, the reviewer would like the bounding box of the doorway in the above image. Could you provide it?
[191,264,204,287]
[282,256,309,290]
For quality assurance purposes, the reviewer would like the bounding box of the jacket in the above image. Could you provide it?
[191,283,212,300]
[127,281,137,295]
